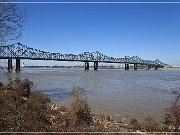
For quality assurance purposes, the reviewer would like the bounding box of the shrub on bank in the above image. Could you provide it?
[129,91,180,132]
[0,79,51,131]
[0,79,180,132]
[163,91,180,132]
[69,86,92,126]
[0,79,131,132]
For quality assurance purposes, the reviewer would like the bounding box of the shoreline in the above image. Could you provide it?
[0,78,180,132]
[23,66,180,70]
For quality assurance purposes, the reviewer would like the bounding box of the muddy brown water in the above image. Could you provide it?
[1,68,180,123]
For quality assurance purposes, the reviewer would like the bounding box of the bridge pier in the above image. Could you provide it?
[15,58,21,72]
[8,59,13,71]
[155,65,158,70]
[147,65,151,70]
[134,64,137,70]
[125,63,129,70]
[84,62,89,70]
[94,61,98,70]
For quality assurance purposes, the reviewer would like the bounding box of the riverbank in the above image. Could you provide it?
[0,79,133,132]
[1,79,180,133]
[160,67,180,70]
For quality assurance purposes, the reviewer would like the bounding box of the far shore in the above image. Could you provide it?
[22,65,180,70]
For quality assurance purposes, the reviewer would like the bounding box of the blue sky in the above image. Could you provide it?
[9,1,180,66]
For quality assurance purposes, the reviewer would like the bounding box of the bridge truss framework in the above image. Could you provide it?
[0,43,168,71]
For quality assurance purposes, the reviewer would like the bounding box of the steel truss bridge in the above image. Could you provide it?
[0,42,168,71]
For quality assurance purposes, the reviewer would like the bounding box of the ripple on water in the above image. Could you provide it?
[1,68,180,121]
[39,88,71,101]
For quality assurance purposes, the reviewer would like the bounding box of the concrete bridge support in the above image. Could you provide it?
[15,58,21,72]
[147,65,151,70]
[94,61,98,70]
[134,64,137,70]
[8,59,13,71]
[84,62,89,70]
[155,65,158,70]
[125,63,129,70]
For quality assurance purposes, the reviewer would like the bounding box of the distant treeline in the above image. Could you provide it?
[23,65,149,69]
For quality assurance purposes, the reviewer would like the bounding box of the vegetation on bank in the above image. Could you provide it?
[0,79,180,133]
[22,65,157,69]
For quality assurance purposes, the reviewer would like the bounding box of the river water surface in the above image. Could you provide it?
[1,68,180,123]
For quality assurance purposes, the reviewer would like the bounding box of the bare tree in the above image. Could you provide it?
[0,0,27,44]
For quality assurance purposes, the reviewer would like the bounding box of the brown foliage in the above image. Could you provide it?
[129,116,160,132]
[130,119,141,130]
[4,79,177,132]
[69,86,92,126]
[1,81,120,132]
[0,79,51,132]
[163,91,180,132]
[141,116,160,132]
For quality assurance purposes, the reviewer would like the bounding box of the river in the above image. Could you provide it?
[1,68,180,123]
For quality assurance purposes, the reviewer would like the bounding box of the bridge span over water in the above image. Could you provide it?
[0,43,168,71]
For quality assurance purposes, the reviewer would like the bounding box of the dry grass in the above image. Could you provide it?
[130,118,141,130]
[47,86,93,132]
[0,79,52,132]
[141,116,160,132]
[163,91,180,132]
[129,91,180,132]
[129,116,160,132]
[69,86,92,126]
[1,79,180,133]
[0,80,129,132]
